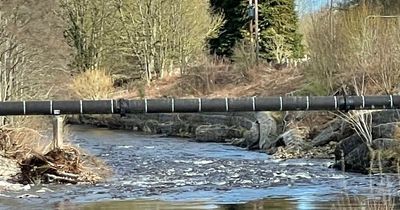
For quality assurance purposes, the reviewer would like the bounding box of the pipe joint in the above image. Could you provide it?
[117,99,129,117]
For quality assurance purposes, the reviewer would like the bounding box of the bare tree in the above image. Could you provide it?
[60,0,117,72]
[115,0,223,84]
[0,12,52,126]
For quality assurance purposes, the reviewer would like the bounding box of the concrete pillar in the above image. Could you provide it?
[52,115,63,150]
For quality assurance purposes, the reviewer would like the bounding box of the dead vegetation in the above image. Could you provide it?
[0,125,109,185]
[71,68,115,100]
[118,57,304,99]
[303,4,400,95]
[20,146,108,184]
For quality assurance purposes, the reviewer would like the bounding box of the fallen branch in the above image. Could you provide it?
[44,173,78,184]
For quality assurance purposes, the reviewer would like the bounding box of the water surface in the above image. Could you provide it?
[0,126,398,209]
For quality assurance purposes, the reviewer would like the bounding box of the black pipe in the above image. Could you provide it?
[0,96,398,116]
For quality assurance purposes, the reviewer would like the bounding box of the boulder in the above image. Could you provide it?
[372,110,400,125]
[334,134,363,160]
[256,112,278,150]
[311,119,352,147]
[312,131,341,147]
[143,120,160,133]
[266,129,306,155]
[244,122,260,150]
[340,143,370,173]
[335,138,400,173]
[195,125,242,143]
[372,122,400,139]
[372,138,400,150]
[158,122,191,137]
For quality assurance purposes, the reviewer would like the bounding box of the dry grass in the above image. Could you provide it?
[71,69,115,100]
[118,62,304,99]
[302,4,400,95]
[332,195,395,210]
[0,127,49,160]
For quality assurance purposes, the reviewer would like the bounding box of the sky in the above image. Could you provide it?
[296,0,332,14]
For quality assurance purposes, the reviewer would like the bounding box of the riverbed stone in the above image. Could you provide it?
[256,112,278,150]
[230,138,247,147]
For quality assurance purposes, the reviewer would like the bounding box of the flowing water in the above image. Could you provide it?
[0,126,399,209]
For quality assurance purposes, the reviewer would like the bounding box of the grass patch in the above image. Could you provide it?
[71,69,115,100]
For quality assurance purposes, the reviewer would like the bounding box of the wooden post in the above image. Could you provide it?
[52,114,63,150]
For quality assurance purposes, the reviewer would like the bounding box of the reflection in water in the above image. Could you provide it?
[80,200,218,210]
[220,198,297,210]
[79,196,399,210]
[80,198,298,210]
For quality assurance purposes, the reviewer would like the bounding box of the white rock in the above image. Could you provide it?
[17,194,40,199]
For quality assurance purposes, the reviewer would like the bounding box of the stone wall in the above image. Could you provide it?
[68,112,279,150]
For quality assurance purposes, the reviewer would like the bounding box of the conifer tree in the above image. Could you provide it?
[209,0,304,62]
[209,0,247,57]
[258,0,304,61]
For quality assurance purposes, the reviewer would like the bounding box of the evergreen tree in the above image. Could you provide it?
[209,0,304,62]
[209,0,247,57]
[258,0,304,61]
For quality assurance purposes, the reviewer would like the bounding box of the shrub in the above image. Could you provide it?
[71,69,114,100]
[302,5,400,95]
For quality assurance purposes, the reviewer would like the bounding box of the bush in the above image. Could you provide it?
[232,41,257,79]
[302,5,400,95]
[71,69,114,100]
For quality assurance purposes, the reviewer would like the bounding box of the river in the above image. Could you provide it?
[0,126,399,209]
